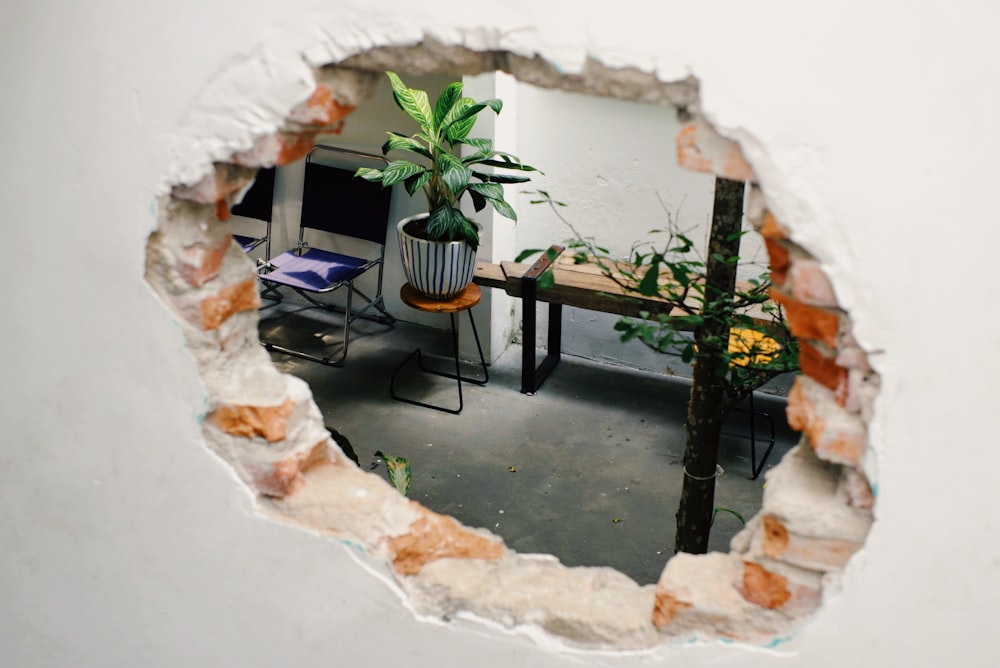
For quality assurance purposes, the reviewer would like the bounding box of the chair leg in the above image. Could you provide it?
[747,392,776,480]
[258,282,395,367]
[390,310,488,414]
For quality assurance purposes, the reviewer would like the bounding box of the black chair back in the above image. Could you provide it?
[231,166,276,222]
[300,161,392,246]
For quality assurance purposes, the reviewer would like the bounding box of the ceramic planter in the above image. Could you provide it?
[396,213,478,300]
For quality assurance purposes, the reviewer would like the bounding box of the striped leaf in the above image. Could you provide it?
[471,171,532,184]
[403,170,431,196]
[438,153,472,195]
[467,182,504,201]
[442,97,477,144]
[354,167,384,182]
[432,81,464,133]
[380,160,428,187]
[382,132,432,160]
[387,71,431,128]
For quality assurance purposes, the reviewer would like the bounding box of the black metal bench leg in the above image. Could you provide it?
[520,246,564,395]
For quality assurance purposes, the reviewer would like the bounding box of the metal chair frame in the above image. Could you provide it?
[257,146,395,367]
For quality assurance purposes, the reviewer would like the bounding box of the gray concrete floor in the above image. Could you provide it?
[259,299,799,586]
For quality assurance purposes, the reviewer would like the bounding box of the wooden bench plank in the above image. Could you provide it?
[473,245,783,394]
[475,251,773,325]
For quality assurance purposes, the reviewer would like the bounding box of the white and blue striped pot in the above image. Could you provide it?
[397,214,478,300]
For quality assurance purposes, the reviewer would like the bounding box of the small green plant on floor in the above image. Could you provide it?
[375,450,411,496]
[712,506,746,527]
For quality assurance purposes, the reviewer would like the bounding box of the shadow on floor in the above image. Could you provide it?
[259,301,800,586]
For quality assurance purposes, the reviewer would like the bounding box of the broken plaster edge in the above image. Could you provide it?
[148,25,882,656]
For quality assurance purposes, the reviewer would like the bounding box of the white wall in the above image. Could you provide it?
[238,69,765,369]
[3,1,999,667]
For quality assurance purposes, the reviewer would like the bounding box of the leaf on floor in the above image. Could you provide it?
[375,450,411,496]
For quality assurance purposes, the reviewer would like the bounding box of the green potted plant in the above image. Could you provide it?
[356,71,539,299]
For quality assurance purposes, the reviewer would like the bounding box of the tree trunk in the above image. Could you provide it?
[674,177,745,554]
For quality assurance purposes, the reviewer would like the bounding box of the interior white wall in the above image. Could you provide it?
[3,2,999,667]
[510,84,770,369]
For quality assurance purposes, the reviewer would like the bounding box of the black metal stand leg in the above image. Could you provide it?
[390,310,488,414]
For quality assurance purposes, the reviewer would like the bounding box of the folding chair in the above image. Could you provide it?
[231,165,275,260]
[257,146,395,367]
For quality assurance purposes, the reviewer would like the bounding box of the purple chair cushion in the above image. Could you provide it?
[233,234,259,252]
[263,248,368,291]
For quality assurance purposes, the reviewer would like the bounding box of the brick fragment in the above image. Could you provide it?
[839,468,875,510]
[176,233,232,287]
[286,84,357,126]
[741,561,790,609]
[251,438,329,497]
[771,288,840,348]
[761,514,862,571]
[389,507,505,576]
[232,131,320,168]
[765,238,790,286]
[171,163,256,204]
[797,339,849,394]
[209,397,296,442]
[675,121,755,182]
[787,376,866,466]
[762,515,790,557]
[653,552,790,640]
[787,258,838,307]
[199,277,261,330]
[759,211,789,240]
[651,592,693,627]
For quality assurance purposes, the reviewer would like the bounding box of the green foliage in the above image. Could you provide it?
[712,506,746,526]
[356,72,540,251]
[375,450,411,496]
[526,190,798,407]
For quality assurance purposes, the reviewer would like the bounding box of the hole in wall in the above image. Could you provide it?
[147,38,879,650]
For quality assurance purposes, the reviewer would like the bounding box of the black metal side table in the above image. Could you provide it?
[389,283,489,414]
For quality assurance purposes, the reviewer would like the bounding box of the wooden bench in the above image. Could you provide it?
[473,245,774,394]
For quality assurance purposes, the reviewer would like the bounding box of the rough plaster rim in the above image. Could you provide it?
[147,33,876,655]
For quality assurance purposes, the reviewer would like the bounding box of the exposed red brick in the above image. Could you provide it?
[651,591,693,628]
[840,468,875,510]
[389,507,505,576]
[759,212,789,240]
[276,131,319,166]
[251,438,329,497]
[835,345,872,373]
[199,277,261,330]
[209,396,295,442]
[286,85,357,126]
[763,514,863,571]
[171,163,256,204]
[176,234,232,288]
[787,376,865,466]
[232,131,319,168]
[675,122,754,181]
[762,515,790,558]
[797,340,848,394]
[787,258,837,308]
[771,288,840,348]
[676,124,712,173]
[765,238,790,287]
[741,561,790,609]
[216,199,231,222]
